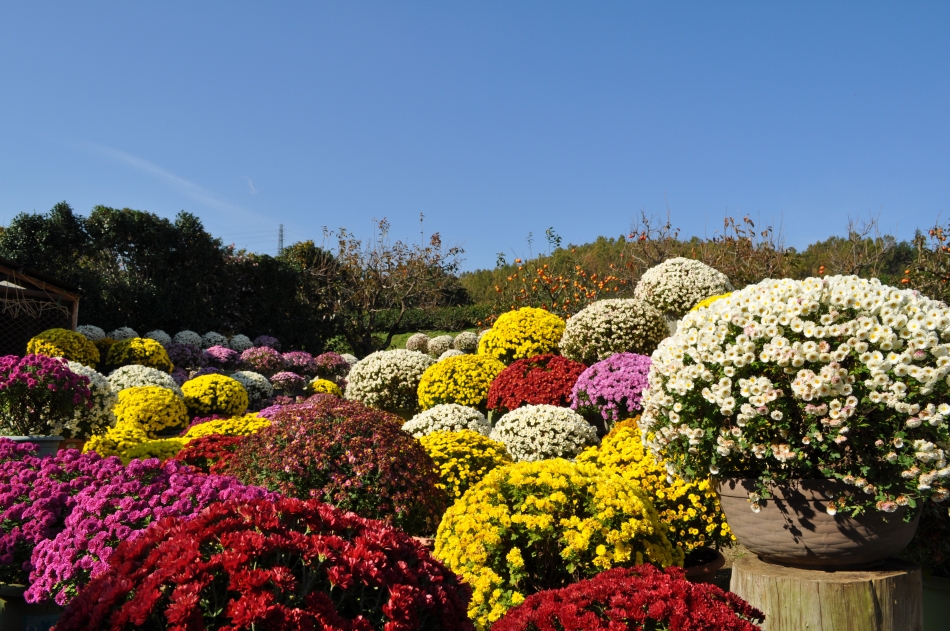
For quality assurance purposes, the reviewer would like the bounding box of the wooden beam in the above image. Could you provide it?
[0,264,81,300]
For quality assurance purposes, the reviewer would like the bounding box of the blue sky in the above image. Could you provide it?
[1,3,948,270]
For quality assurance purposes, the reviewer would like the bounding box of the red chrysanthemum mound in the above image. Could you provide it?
[493,565,764,631]
[56,497,475,631]
[223,397,448,536]
[487,354,587,414]
[171,434,247,474]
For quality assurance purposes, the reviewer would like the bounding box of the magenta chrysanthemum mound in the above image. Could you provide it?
[571,352,652,423]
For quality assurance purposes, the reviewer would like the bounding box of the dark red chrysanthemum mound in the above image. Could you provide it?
[487,354,587,414]
[171,434,247,474]
[223,397,448,536]
[56,497,475,631]
[492,565,764,631]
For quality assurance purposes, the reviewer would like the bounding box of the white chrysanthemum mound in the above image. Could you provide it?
[231,370,274,401]
[560,299,668,364]
[402,404,491,438]
[344,349,435,413]
[202,331,228,349]
[439,349,465,361]
[634,257,733,319]
[108,365,184,397]
[641,275,950,515]
[77,325,106,341]
[64,362,117,438]
[405,333,430,353]
[228,334,254,352]
[341,353,358,366]
[426,335,454,358]
[453,331,479,353]
[108,327,139,341]
[490,404,599,462]
[145,330,172,347]
[174,330,203,346]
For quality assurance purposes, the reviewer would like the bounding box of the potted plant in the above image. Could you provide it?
[0,355,93,456]
[641,276,950,568]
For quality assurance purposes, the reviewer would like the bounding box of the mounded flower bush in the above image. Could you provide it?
[419,429,512,499]
[65,361,117,438]
[641,275,950,515]
[111,386,188,436]
[440,349,466,361]
[182,413,271,439]
[418,354,506,410]
[105,337,173,373]
[577,418,732,552]
[313,351,350,384]
[227,333,253,352]
[479,307,566,364]
[171,434,248,474]
[26,328,100,367]
[559,298,668,364]
[406,332,430,352]
[490,404,599,462]
[454,331,480,352]
[201,331,228,349]
[487,354,587,414]
[570,352,651,426]
[107,327,138,341]
[428,334,455,357]
[240,345,285,375]
[26,458,271,606]
[493,565,763,631]
[107,364,183,397]
[434,459,682,629]
[164,341,208,370]
[633,257,734,318]
[271,370,306,392]
[117,437,186,464]
[253,334,281,350]
[0,441,104,585]
[403,403,492,437]
[55,497,475,631]
[172,330,202,346]
[205,344,240,369]
[223,397,448,536]
[345,349,435,414]
[230,369,273,402]
[0,355,92,436]
[144,329,172,347]
[181,374,249,417]
[308,377,343,396]
[76,325,106,341]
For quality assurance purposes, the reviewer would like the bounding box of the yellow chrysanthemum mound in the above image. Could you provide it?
[308,378,343,396]
[434,458,682,630]
[577,418,733,552]
[182,413,271,439]
[27,328,100,367]
[477,307,565,364]
[112,386,188,437]
[690,292,733,311]
[181,374,249,417]
[418,430,512,499]
[83,421,186,464]
[417,355,506,411]
[105,337,173,373]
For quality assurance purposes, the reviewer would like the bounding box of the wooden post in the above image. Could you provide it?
[731,555,922,631]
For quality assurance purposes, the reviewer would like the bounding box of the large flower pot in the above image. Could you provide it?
[4,436,63,458]
[717,478,920,569]
[0,584,62,631]
[923,574,950,631]
[683,547,726,584]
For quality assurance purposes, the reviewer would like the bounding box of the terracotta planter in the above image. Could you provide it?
[683,547,725,584]
[717,478,920,569]
[0,584,63,631]
[3,436,63,457]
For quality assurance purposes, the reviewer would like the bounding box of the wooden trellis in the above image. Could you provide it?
[0,258,80,356]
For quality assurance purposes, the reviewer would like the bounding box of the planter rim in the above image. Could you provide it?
[683,547,725,582]
[716,476,857,501]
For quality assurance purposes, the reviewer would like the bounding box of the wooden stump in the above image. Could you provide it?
[731,555,922,631]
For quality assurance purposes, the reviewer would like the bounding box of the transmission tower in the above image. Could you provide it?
[278,224,284,255]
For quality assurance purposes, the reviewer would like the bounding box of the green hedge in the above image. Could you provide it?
[373,305,492,333]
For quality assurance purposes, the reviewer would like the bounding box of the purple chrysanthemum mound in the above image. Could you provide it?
[165,343,208,371]
[170,367,188,386]
[0,440,104,585]
[270,371,305,392]
[205,345,241,369]
[313,352,350,384]
[240,346,284,375]
[26,458,273,606]
[253,335,281,351]
[281,351,316,375]
[570,352,652,422]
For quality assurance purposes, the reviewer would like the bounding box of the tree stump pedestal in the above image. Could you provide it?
[731,555,923,631]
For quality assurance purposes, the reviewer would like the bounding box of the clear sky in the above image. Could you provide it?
[1,3,948,270]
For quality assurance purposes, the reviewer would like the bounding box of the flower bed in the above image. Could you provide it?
[105,337,173,373]
[181,374,249,416]
[27,328,100,367]
[0,355,92,436]
[418,354,506,410]
[478,307,565,364]
[490,404,599,461]
[570,352,651,426]
[55,497,474,631]
[345,349,434,414]
[559,298,668,363]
